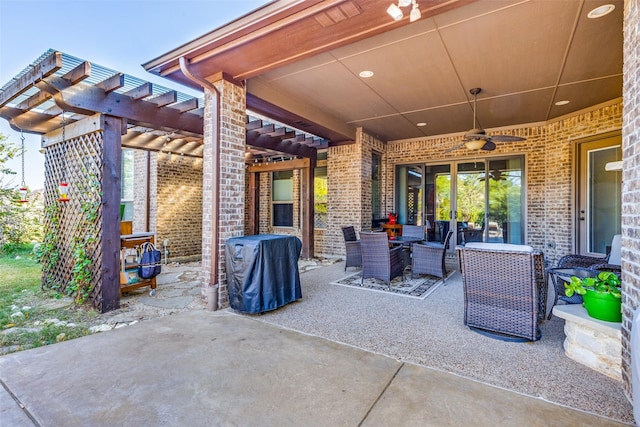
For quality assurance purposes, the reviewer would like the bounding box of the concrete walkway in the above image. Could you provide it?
[0,309,629,426]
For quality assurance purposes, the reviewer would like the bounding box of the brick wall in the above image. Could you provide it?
[383,101,621,266]
[155,154,203,262]
[132,150,155,233]
[325,129,386,255]
[621,0,640,401]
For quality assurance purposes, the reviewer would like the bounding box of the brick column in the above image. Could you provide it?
[621,0,640,401]
[327,128,385,255]
[201,77,246,308]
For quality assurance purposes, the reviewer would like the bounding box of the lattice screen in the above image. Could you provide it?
[42,131,105,310]
[407,190,416,224]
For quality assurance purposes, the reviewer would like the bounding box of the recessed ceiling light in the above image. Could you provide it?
[555,100,570,106]
[359,70,374,78]
[417,122,427,127]
[587,4,615,18]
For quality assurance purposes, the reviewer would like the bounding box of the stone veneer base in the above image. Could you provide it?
[553,304,621,381]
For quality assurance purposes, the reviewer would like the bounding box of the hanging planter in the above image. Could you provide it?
[58,181,70,202]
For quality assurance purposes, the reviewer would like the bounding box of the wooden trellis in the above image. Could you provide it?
[43,130,105,309]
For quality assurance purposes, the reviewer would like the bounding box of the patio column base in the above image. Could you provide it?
[553,304,621,381]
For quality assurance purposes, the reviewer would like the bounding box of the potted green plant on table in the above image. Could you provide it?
[565,272,622,322]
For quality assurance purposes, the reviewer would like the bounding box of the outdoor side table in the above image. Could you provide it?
[546,267,596,318]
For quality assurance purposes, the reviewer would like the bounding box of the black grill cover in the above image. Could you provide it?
[225,234,302,314]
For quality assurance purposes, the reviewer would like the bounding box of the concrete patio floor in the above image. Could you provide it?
[0,308,630,426]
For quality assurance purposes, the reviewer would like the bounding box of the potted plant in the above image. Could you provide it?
[565,272,622,322]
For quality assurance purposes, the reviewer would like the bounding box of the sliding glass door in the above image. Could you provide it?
[397,156,524,248]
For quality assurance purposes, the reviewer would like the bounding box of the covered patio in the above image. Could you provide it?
[1,0,638,421]
[141,0,638,407]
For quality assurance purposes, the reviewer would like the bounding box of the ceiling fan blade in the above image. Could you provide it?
[481,141,496,151]
[444,142,467,153]
[490,135,526,142]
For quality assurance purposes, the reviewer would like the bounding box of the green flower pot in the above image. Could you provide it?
[583,289,622,322]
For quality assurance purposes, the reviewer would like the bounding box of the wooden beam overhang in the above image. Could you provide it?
[247,157,310,173]
[35,77,203,134]
[145,1,475,87]
[0,51,205,152]
[246,130,317,160]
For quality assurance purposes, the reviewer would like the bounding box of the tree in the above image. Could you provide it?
[0,133,43,253]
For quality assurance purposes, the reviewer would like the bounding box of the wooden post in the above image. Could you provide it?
[248,172,260,235]
[301,156,316,259]
[101,115,123,312]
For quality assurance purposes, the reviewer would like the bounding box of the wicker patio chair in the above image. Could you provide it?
[552,234,621,303]
[360,232,405,290]
[556,234,621,269]
[401,225,426,243]
[411,230,453,282]
[457,243,547,342]
[341,226,362,271]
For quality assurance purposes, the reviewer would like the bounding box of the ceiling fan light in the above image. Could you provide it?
[410,3,421,22]
[387,3,403,21]
[398,0,412,7]
[465,140,486,150]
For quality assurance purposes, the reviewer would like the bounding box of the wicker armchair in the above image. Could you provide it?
[360,232,405,290]
[402,225,426,243]
[411,230,453,282]
[457,243,547,342]
[341,226,362,271]
[556,234,621,269]
[552,234,621,301]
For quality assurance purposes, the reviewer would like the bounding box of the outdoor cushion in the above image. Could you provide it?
[464,242,533,252]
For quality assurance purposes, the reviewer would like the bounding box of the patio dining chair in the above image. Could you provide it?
[341,226,362,271]
[401,225,426,243]
[360,232,405,290]
[411,230,453,282]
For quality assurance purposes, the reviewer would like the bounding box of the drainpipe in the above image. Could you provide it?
[179,57,220,311]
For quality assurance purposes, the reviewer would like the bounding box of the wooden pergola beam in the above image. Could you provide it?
[149,90,177,107]
[36,77,203,134]
[14,61,92,111]
[246,131,316,159]
[0,51,62,106]
[247,157,309,173]
[124,82,152,100]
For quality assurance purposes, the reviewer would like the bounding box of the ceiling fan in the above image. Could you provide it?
[446,88,526,153]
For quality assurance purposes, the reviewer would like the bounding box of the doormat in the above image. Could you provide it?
[330,271,447,300]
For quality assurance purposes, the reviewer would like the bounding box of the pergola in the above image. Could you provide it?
[0,49,333,311]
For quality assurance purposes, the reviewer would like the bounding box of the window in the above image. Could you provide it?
[272,170,293,226]
[314,166,327,228]
[120,149,134,221]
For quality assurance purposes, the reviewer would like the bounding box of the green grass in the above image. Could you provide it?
[0,245,96,353]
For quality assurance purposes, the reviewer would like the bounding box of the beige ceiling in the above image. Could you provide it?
[245,0,623,142]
